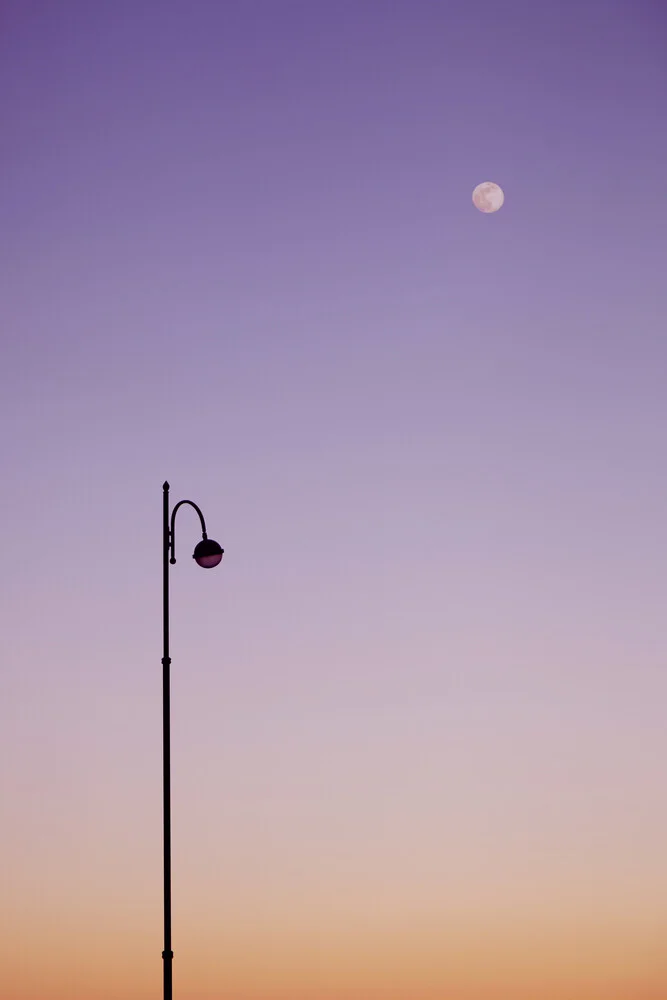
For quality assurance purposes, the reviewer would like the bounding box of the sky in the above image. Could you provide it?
[2,1,667,997]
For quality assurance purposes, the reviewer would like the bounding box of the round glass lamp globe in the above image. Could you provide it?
[193,538,224,569]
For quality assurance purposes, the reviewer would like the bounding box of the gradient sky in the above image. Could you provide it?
[2,2,667,998]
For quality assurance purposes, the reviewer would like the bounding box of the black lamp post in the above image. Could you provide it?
[162,481,223,1000]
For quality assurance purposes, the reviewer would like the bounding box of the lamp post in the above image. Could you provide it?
[162,481,223,1000]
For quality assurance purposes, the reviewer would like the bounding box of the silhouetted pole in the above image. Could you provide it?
[162,482,173,1000]
[161,481,223,1000]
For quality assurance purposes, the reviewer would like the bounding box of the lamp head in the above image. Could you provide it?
[193,537,224,569]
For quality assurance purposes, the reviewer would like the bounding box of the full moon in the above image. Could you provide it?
[472,181,504,213]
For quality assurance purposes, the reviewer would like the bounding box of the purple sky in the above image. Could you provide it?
[2,2,667,997]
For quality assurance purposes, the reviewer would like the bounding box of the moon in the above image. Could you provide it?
[472,181,504,213]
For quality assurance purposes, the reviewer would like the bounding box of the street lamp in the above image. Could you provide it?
[162,481,223,1000]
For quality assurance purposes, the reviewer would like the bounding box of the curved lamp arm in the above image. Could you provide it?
[169,499,209,565]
